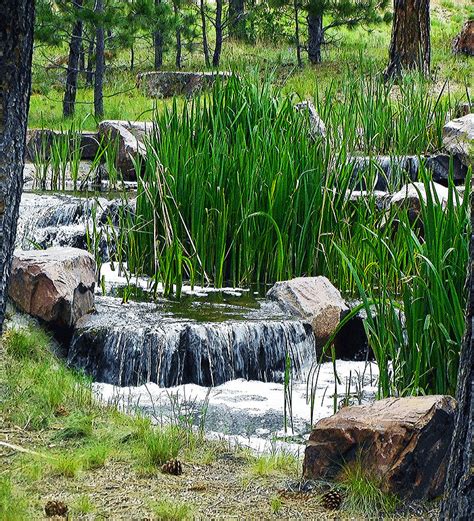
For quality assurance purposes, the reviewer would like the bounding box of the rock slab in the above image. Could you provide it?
[8,247,96,328]
[267,277,348,348]
[303,395,456,499]
[443,114,474,168]
[137,71,232,98]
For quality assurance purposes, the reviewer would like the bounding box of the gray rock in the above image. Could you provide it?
[137,71,232,98]
[294,101,326,139]
[425,153,468,185]
[267,277,348,348]
[389,181,456,220]
[98,121,148,180]
[26,129,100,161]
[443,114,474,168]
[303,395,456,499]
[8,247,96,328]
[349,156,419,191]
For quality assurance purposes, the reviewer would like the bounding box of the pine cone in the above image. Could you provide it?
[44,500,68,517]
[321,490,342,510]
[161,458,183,476]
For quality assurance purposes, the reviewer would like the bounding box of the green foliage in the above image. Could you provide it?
[49,453,84,478]
[250,450,299,477]
[137,422,185,466]
[150,498,194,521]
[54,412,94,440]
[337,459,398,516]
[3,326,51,361]
[0,478,29,521]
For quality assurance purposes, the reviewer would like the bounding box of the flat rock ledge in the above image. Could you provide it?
[303,395,456,500]
[8,247,96,329]
[137,71,232,98]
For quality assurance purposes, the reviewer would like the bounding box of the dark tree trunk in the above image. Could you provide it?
[0,0,35,332]
[130,44,134,71]
[154,0,164,69]
[307,10,323,64]
[228,0,245,40]
[213,0,223,67]
[439,194,474,519]
[294,0,302,67]
[386,0,430,78]
[94,0,105,118]
[79,41,85,72]
[63,0,84,117]
[200,0,210,68]
[174,2,182,69]
[86,33,95,87]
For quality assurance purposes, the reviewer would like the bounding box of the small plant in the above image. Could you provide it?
[0,478,29,521]
[3,326,50,361]
[71,495,95,516]
[150,498,194,521]
[337,459,398,516]
[49,453,83,478]
[270,495,283,514]
[250,450,299,478]
[138,423,183,467]
[54,412,93,440]
[83,442,110,470]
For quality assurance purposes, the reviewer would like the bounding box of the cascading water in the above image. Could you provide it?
[68,295,316,388]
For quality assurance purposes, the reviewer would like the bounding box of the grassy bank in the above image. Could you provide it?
[0,325,425,520]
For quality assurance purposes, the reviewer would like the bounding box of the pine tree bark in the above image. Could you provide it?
[154,0,164,70]
[200,0,210,68]
[213,0,223,67]
[0,0,35,332]
[85,33,95,87]
[94,0,105,118]
[307,10,323,64]
[386,0,431,78]
[63,0,84,117]
[439,193,474,519]
[228,0,245,40]
[174,2,182,69]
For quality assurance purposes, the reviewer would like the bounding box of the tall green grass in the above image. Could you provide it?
[112,74,470,397]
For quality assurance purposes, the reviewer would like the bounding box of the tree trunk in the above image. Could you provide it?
[294,0,302,67]
[94,0,105,118]
[307,9,323,64]
[213,0,223,67]
[439,194,474,519]
[386,0,430,78]
[85,33,95,87]
[154,0,164,69]
[0,0,35,332]
[63,0,83,118]
[174,2,182,69]
[200,0,210,68]
[130,44,134,71]
[228,0,245,40]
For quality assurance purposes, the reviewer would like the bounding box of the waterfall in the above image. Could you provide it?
[68,296,316,388]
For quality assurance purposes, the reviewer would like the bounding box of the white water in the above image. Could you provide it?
[94,360,379,453]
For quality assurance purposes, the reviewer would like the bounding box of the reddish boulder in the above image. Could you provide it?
[8,248,96,328]
[303,395,456,499]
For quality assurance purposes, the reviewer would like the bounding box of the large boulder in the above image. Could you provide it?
[136,71,232,98]
[267,277,348,349]
[98,121,149,180]
[303,395,456,499]
[425,153,468,185]
[8,248,96,329]
[452,20,474,56]
[389,181,456,221]
[26,129,100,161]
[443,114,474,168]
